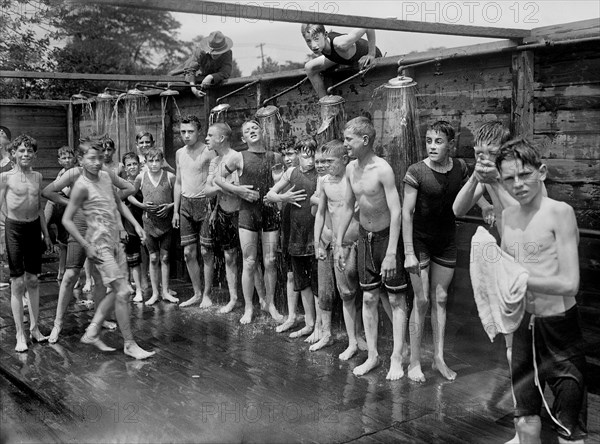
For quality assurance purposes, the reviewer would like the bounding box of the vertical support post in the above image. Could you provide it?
[161,96,175,169]
[511,50,534,139]
[256,80,265,110]
[67,103,75,148]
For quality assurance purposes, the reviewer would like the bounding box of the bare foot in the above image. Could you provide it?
[80,332,116,352]
[102,320,117,330]
[30,328,48,343]
[305,327,322,344]
[219,300,237,314]
[357,336,368,351]
[289,325,313,339]
[133,291,144,303]
[339,343,359,361]
[432,357,456,381]
[504,433,519,444]
[162,292,179,304]
[353,356,380,376]
[179,294,202,308]
[275,317,297,333]
[168,289,177,296]
[124,342,155,360]
[49,324,62,344]
[199,296,213,309]
[15,333,28,352]
[407,362,426,382]
[386,353,404,380]
[309,334,333,352]
[240,309,253,324]
[82,281,92,293]
[264,304,284,323]
[145,294,160,306]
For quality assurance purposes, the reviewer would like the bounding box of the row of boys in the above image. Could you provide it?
[0,112,587,441]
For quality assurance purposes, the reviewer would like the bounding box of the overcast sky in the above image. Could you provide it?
[170,0,599,75]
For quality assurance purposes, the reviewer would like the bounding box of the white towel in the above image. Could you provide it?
[470,226,528,342]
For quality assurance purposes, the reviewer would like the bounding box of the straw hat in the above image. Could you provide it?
[200,31,233,55]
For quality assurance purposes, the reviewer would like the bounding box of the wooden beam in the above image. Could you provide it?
[0,70,181,82]
[511,50,534,138]
[74,0,530,39]
[527,18,600,43]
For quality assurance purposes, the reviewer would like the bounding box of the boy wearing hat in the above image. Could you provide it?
[169,30,233,98]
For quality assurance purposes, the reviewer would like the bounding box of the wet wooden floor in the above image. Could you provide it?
[1,267,599,443]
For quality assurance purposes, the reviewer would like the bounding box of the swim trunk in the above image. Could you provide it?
[412,231,457,269]
[44,201,69,245]
[290,255,318,293]
[93,242,127,287]
[145,229,173,254]
[357,225,407,293]
[5,217,42,277]
[180,196,211,247]
[511,306,587,441]
[199,206,240,251]
[65,210,88,270]
[238,201,280,233]
[318,242,360,311]
[124,233,142,268]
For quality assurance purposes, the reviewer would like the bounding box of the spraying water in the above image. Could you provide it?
[379,76,422,193]
[316,95,346,145]
[209,103,231,125]
[255,105,282,152]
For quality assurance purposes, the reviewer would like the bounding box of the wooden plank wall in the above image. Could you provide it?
[0,103,69,186]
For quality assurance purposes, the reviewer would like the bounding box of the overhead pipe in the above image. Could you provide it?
[262,76,309,107]
[215,79,260,104]
[326,64,376,95]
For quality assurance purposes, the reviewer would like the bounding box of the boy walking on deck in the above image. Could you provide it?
[498,139,587,443]
[0,135,52,351]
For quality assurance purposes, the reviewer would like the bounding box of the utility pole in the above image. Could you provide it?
[256,43,265,70]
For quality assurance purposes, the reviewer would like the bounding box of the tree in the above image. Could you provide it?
[1,2,188,99]
[250,57,307,76]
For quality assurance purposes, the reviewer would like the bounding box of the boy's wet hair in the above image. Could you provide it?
[57,145,74,157]
[145,147,164,161]
[210,122,232,142]
[278,137,297,154]
[179,114,202,130]
[0,125,12,141]
[135,131,154,143]
[295,135,317,156]
[11,134,37,153]
[301,23,326,38]
[345,117,376,145]
[322,139,346,158]
[122,151,140,165]
[475,121,510,147]
[428,120,455,141]
[77,140,101,157]
[242,119,262,130]
[495,138,542,172]
[101,137,115,150]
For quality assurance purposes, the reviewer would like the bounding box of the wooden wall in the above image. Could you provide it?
[0,103,69,185]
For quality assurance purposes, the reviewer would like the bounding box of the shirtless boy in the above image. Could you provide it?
[335,117,408,380]
[172,115,217,308]
[203,123,243,314]
[314,139,364,357]
[0,135,52,351]
[498,139,587,443]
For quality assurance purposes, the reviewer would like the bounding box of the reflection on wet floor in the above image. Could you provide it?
[0,277,598,443]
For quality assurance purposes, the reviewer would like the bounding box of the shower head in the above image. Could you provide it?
[126,88,145,96]
[71,90,97,100]
[160,88,179,97]
[96,91,114,100]
[255,105,278,118]
[384,76,417,89]
[210,103,230,113]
